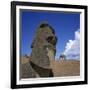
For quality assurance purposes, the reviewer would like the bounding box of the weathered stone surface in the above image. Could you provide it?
[25,22,57,77]
[30,22,57,69]
[21,61,37,78]
[21,22,57,78]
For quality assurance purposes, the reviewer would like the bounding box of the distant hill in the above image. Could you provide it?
[20,56,80,78]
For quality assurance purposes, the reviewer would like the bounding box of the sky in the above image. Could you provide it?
[21,10,80,60]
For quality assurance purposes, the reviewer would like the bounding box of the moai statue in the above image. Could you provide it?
[29,22,57,77]
[60,54,66,60]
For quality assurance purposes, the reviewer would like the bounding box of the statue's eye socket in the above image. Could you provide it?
[46,36,53,42]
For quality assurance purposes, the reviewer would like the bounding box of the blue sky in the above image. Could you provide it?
[21,10,80,59]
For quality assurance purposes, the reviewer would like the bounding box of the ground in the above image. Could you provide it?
[20,56,80,78]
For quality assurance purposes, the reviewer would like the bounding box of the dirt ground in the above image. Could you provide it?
[20,56,80,78]
[51,60,80,77]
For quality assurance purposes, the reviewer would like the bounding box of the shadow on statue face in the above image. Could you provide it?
[46,36,57,46]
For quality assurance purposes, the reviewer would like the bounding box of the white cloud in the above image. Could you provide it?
[63,30,80,60]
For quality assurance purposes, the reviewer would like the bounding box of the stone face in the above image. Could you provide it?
[30,22,57,68]
[29,22,57,77]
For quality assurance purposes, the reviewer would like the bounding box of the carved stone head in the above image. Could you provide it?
[30,22,57,69]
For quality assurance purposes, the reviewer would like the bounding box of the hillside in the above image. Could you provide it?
[51,60,80,77]
[20,56,80,78]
